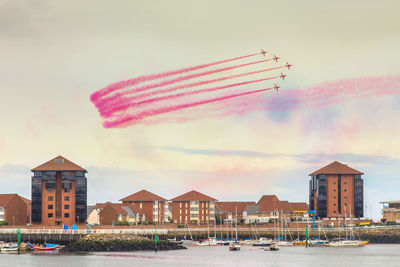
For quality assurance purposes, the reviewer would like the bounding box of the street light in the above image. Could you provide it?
[77,216,80,227]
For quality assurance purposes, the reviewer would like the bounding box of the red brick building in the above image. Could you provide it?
[0,194,28,225]
[215,201,256,222]
[31,155,87,226]
[98,202,142,225]
[309,161,364,218]
[256,195,308,222]
[170,190,217,225]
[120,190,169,224]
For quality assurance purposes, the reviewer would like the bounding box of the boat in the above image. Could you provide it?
[216,240,231,246]
[167,238,184,245]
[1,243,19,252]
[252,237,272,247]
[27,243,61,251]
[194,238,217,246]
[228,206,241,251]
[263,242,279,251]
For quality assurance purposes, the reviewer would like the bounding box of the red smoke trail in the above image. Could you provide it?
[100,76,279,117]
[103,87,274,128]
[95,58,273,108]
[90,53,258,103]
[99,66,284,114]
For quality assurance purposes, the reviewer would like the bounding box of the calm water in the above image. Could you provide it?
[1,244,400,267]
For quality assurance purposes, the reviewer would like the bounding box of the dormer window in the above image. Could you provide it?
[55,159,64,164]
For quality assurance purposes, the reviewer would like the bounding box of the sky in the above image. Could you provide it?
[1,0,400,220]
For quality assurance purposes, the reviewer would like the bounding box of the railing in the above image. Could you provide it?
[0,225,399,235]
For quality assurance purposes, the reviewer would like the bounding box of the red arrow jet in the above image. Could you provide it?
[274,84,280,91]
[285,62,292,70]
[260,49,267,56]
[273,55,280,62]
[280,73,287,80]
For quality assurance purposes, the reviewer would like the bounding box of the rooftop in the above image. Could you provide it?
[309,161,363,176]
[32,155,86,172]
[216,201,256,213]
[120,189,167,202]
[170,190,217,202]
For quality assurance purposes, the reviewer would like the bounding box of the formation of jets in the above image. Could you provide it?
[258,49,293,92]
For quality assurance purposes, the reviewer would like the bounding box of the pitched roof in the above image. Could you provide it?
[87,205,95,216]
[244,205,260,216]
[104,203,142,216]
[0,194,19,207]
[257,195,279,205]
[289,202,309,211]
[32,155,86,172]
[120,189,167,202]
[170,190,217,202]
[215,201,256,213]
[94,202,109,209]
[309,161,363,176]
[19,196,31,204]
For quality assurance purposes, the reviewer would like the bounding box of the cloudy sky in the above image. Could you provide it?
[1,0,399,219]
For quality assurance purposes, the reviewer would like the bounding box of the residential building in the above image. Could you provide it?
[215,201,256,223]
[98,202,142,225]
[0,194,28,225]
[243,205,260,224]
[20,196,32,224]
[86,203,108,225]
[380,201,400,223]
[120,190,169,223]
[309,161,364,219]
[170,190,217,225]
[31,155,87,226]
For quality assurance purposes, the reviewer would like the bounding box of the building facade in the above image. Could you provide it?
[120,190,169,224]
[98,202,142,225]
[0,194,28,225]
[309,161,364,219]
[215,201,256,223]
[380,201,400,223]
[170,190,217,225]
[31,155,87,226]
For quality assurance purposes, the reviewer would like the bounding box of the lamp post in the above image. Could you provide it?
[77,215,80,227]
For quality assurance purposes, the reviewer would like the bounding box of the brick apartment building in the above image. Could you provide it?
[171,190,217,225]
[309,161,364,219]
[0,194,29,225]
[31,155,87,226]
[120,190,169,223]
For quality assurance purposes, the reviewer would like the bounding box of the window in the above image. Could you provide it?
[48,205,53,209]
[334,211,336,214]
[344,189,347,192]
[333,189,336,192]
[344,182,347,185]
[64,213,69,218]
[54,158,64,164]
[334,203,336,206]
[64,205,70,210]
[333,182,336,185]
[48,213,53,218]
[48,196,53,201]
[334,196,336,199]
[140,202,142,209]
[64,196,69,201]
[344,196,347,199]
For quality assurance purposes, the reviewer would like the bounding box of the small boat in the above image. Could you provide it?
[194,238,217,246]
[252,237,272,247]
[1,243,19,252]
[229,243,240,251]
[167,238,184,245]
[216,240,231,246]
[28,243,61,251]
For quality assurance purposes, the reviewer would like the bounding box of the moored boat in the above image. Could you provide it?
[27,243,61,251]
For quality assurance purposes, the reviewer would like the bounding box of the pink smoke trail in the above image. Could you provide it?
[103,87,274,128]
[94,58,273,108]
[90,53,258,103]
[98,66,285,114]
[100,76,279,118]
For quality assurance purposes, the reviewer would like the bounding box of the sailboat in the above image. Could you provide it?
[229,206,240,251]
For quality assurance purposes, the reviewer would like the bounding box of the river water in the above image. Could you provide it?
[1,244,399,266]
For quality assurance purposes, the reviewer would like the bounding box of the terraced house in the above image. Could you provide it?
[120,190,169,224]
[171,190,217,225]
